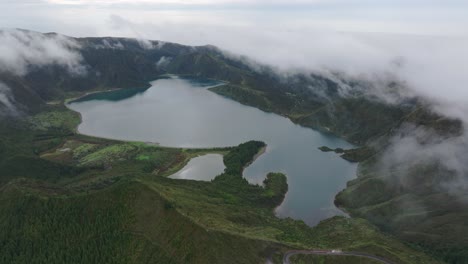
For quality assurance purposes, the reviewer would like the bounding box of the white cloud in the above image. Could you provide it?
[155,56,172,69]
[97,15,468,121]
[93,39,124,49]
[0,29,86,76]
[0,82,19,116]
[379,124,468,201]
[107,14,158,49]
[43,0,344,6]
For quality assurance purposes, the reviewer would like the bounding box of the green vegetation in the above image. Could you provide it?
[28,106,81,132]
[69,87,150,103]
[0,104,439,263]
[339,147,375,163]
[328,108,468,263]
[318,146,335,152]
[0,181,136,264]
[263,173,288,205]
[318,146,375,163]
[209,84,275,112]
[289,255,382,264]
[222,140,266,175]
[335,160,468,263]
[0,180,277,264]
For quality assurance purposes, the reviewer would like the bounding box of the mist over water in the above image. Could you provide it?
[68,76,357,226]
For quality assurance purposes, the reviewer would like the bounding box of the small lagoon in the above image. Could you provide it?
[169,154,225,181]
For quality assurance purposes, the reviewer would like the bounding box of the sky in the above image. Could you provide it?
[1,0,468,40]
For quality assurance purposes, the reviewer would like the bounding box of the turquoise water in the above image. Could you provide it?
[68,76,357,226]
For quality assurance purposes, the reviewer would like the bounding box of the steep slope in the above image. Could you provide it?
[0,180,274,264]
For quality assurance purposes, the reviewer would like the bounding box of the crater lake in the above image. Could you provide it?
[68,76,357,226]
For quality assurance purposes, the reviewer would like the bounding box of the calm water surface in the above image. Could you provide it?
[169,154,225,181]
[68,76,357,226]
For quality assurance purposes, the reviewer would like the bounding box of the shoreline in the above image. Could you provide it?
[64,87,123,104]
[243,145,267,171]
[63,82,235,150]
[64,91,249,153]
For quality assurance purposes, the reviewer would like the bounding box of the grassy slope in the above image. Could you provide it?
[0,180,275,264]
[289,255,382,264]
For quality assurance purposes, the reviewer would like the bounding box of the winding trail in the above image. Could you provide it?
[283,250,396,264]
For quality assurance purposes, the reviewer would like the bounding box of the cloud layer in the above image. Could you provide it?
[0,82,19,116]
[101,15,468,121]
[379,124,468,200]
[0,29,85,76]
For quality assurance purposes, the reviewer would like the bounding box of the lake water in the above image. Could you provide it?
[169,154,225,181]
[68,76,357,226]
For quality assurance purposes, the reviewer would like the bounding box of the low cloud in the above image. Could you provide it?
[155,56,172,69]
[0,29,85,76]
[379,124,468,200]
[99,15,468,121]
[0,82,20,116]
[93,39,125,50]
[108,15,163,50]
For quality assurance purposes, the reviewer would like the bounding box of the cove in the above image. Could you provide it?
[68,76,357,226]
